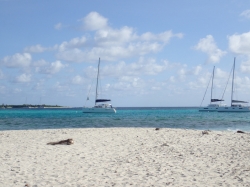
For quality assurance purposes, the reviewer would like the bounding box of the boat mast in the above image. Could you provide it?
[95,58,101,106]
[210,66,215,104]
[231,57,236,107]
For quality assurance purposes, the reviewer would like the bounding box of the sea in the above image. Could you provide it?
[0,107,250,132]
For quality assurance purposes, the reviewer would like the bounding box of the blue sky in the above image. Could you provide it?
[1,0,250,107]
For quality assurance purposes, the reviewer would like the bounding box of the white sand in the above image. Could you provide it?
[0,128,250,187]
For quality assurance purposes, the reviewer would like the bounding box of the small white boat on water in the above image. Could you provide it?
[200,58,250,112]
[217,58,250,112]
[199,66,225,112]
[82,58,116,113]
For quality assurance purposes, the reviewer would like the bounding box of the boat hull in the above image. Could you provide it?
[199,104,225,112]
[199,107,219,112]
[82,107,116,113]
[199,106,250,112]
[217,107,250,112]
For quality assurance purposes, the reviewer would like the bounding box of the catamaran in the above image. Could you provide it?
[82,58,116,113]
[217,58,250,112]
[199,66,225,112]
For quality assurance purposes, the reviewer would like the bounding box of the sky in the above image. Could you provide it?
[1,0,250,107]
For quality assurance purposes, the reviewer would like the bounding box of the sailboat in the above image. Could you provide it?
[217,57,250,112]
[199,66,225,112]
[82,58,116,113]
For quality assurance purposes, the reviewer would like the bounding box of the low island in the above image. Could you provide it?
[0,104,67,109]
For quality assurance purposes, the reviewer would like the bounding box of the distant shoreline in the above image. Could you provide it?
[0,105,70,109]
[1,106,199,109]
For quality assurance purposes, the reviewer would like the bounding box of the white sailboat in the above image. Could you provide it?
[199,66,225,112]
[82,58,116,113]
[218,57,250,112]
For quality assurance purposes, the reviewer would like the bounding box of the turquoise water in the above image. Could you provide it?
[0,107,250,132]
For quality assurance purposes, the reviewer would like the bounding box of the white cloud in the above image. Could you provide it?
[169,76,175,83]
[233,76,250,91]
[94,26,136,46]
[33,59,49,67]
[112,76,146,92]
[84,58,168,79]
[178,68,186,80]
[71,75,85,84]
[141,31,183,43]
[1,53,32,68]
[56,36,87,51]
[240,9,250,19]
[24,45,46,53]
[194,35,227,63]
[15,73,31,83]
[53,82,70,92]
[54,22,63,30]
[82,12,108,31]
[188,67,228,91]
[56,33,181,63]
[32,81,45,91]
[240,60,250,73]
[177,65,202,80]
[50,61,67,74]
[36,61,67,74]
[56,13,183,63]
[228,31,250,55]
[56,42,163,62]
[193,65,202,75]
[215,68,229,79]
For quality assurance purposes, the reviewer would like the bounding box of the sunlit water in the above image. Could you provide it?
[0,107,250,132]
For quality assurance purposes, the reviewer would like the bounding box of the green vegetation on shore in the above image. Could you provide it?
[1,104,64,108]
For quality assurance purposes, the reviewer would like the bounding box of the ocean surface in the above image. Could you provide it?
[0,107,250,132]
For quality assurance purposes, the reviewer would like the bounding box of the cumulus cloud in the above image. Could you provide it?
[240,9,250,19]
[32,81,45,91]
[140,31,183,43]
[71,75,85,84]
[215,68,229,79]
[81,12,108,31]
[33,59,49,67]
[240,60,250,73]
[194,35,227,63]
[53,82,70,92]
[94,26,135,46]
[188,67,229,91]
[1,53,32,68]
[15,73,31,83]
[84,58,168,79]
[36,61,67,74]
[56,12,183,63]
[24,45,47,53]
[177,65,202,80]
[56,42,164,62]
[55,36,87,51]
[112,76,146,92]
[228,31,250,55]
[16,12,183,65]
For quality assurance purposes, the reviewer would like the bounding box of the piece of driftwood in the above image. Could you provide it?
[202,130,209,135]
[236,130,245,134]
[47,139,74,145]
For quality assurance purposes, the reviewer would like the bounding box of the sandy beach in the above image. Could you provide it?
[0,128,250,187]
